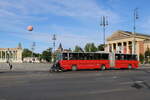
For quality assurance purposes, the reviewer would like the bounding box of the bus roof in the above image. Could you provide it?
[59,52,137,55]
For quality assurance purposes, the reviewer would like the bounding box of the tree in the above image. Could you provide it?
[74,45,84,52]
[41,48,52,62]
[97,44,104,51]
[144,48,150,63]
[139,54,144,64]
[84,43,97,52]
[22,49,32,58]
[22,49,41,58]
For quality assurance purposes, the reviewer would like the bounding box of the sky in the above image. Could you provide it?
[0,0,150,53]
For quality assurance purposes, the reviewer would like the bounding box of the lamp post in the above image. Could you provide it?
[52,34,56,52]
[100,16,108,51]
[52,34,56,63]
[132,8,139,54]
[31,42,36,62]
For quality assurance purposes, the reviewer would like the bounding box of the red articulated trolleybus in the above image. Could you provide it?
[50,52,139,72]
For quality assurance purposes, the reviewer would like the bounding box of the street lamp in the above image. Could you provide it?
[52,34,56,52]
[31,42,36,60]
[52,34,56,63]
[132,8,139,54]
[100,16,108,51]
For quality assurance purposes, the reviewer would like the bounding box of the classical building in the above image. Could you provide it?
[105,30,150,57]
[0,47,23,63]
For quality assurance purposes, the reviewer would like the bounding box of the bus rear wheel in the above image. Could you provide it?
[128,64,132,69]
[72,65,77,71]
[101,65,106,71]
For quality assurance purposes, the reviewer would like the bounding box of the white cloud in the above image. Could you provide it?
[0,0,120,52]
[0,0,120,21]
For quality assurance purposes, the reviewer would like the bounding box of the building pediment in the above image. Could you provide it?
[107,30,150,41]
[107,30,133,41]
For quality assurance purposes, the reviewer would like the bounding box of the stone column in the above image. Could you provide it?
[15,51,17,60]
[14,51,16,60]
[0,51,1,62]
[12,51,14,61]
[107,44,110,52]
[112,43,114,52]
[126,41,128,54]
[110,44,112,52]
[121,42,123,53]
[0,51,1,59]
[5,51,6,61]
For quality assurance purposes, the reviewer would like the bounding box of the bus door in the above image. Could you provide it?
[109,53,115,67]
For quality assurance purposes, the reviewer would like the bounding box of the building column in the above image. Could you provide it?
[5,51,6,61]
[109,44,111,52]
[0,51,1,59]
[121,42,123,53]
[112,43,114,52]
[116,43,118,53]
[14,51,16,60]
[16,51,18,60]
[126,41,129,54]
[107,44,110,52]
[12,51,14,61]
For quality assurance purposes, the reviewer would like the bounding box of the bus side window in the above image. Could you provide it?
[115,54,118,60]
[79,53,84,60]
[94,53,99,60]
[84,53,88,60]
[71,53,78,60]
[69,53,73,60]
[121,54,124,60]
[115,54,121,60]
[99,54,101,60]
[89,53,93,60]
[102,53,109,60]
[63,53,68,60]
[124,55,127,60]
[132,55,137,60]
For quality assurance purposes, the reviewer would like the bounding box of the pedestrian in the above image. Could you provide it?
[7,61,13,70]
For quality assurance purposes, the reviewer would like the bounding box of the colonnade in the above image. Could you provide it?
[107,41,134,54]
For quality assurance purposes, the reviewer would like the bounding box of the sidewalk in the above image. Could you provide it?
[0,63,51,72]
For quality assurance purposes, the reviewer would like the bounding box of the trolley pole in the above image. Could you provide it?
[100,16,108,51]
[132,8,139,54]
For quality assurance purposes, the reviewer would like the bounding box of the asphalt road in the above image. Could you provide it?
[0,67,150,100]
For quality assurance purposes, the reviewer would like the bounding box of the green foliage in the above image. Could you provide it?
[84,43,97,52]
[144,48,150,63]
[74,45,84,52]
[139,54,144,64]
[97,44,104,51]
[22,49,32,58]
[22,49,41,59]
[41,48,52,62]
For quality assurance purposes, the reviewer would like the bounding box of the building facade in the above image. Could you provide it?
[105,30,150,57]
[0,48,23,63]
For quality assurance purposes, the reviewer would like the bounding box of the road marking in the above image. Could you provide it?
[87,88,132,94]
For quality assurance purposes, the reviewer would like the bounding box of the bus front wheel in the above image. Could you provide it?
[101,65,106,71]
[72,65,77,71]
